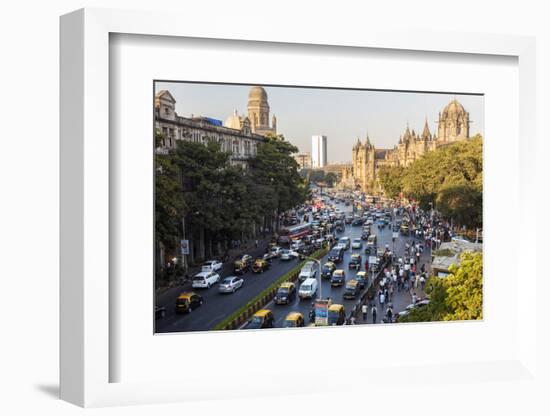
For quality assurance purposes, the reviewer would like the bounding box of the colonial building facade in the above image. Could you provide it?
[344,98,471,193]
[154,87,278,166]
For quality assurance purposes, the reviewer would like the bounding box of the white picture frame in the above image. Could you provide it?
[60,8,537,408]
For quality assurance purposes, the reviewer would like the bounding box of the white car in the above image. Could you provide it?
[280,249,294,261]
[290,240,304,251]
[299,278,318,299]
[338,237,351,249]
[201,260,223,272]
[351,238,362,249]
[218,276,244,293]
[270,246,283,257]
[192,271,220,289]
[299,261,317,281]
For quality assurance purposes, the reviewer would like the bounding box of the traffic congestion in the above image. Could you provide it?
[156,188,455,333]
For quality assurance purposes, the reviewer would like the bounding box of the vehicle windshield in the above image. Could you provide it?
[193,276,205,281]
[283,320,297,328]
[248,316,264,328]
[345,284,355,290]
[322,266,332,272]
[277,288,289,295]
[301,285,311,291]
[353,239,361,243]
[221,278,233,284]
[203,262,213,266]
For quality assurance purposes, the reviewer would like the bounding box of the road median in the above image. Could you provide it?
[212,248,328,331]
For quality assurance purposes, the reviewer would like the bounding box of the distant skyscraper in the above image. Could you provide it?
[311,135,327,168]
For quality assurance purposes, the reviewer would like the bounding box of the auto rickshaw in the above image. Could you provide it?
[252,258,270,273]
[233,254,252,275]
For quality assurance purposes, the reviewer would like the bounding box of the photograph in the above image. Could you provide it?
[154,82,484,333]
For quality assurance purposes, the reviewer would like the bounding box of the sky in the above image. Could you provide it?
[155,82,484,164]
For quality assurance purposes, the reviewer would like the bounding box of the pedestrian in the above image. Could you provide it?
[386,306,393,323]
[389,284,394,301]
[420,274,426,291]
[255,239,258,248]
[362,303,368,321]
[379,291,385,307]
[421,263,426,274]
[415,273,420,289]
[350,316,356,325]
[371,305,377,324]
[412,292,418,305]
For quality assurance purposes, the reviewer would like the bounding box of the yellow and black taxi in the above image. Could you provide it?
[175,291,203,314]
[343,279,360,299]
[234,254,253,275]
[355,271,368,289]
[328,304,346,326]
[252,258,270,273]
[348,253,362,270]
[321,261,337,279]
[274,282,296,305]
[282,312,305,328]
[245,309,275,329]
[330,269,346,287]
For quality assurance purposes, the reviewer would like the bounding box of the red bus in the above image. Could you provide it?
[277,223,312,246]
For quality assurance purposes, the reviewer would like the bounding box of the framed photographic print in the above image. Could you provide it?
[60,8,537,408]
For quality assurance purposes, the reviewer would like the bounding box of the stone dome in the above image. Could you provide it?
[442,99,466,116]
[248,86,268,103]
[224,110,242,130]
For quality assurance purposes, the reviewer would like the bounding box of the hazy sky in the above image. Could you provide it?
[155,82,484,164]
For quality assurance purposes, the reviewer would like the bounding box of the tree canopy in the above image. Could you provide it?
[378,135,483,228]
[401,251,483,323]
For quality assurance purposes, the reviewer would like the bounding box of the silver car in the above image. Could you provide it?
[218,276,244,293]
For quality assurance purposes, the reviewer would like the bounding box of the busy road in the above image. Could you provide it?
[155,191,436,333]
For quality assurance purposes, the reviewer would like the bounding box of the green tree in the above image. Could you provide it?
[248,135,308,228]
[378,166,405,198]
[443,252,483,321]
[154,131,185,264]
[401,252,483,323]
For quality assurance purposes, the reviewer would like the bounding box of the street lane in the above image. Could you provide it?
[155,240,305,333]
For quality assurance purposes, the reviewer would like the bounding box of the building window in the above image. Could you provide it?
[232,140,240,155]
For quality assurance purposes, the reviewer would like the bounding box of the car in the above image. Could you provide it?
[330,269,346,287]
[280,249,294,261]
[327,246,344,263]
[321,261,337,278]
[348,253,362,269]
[345,215,353,224]
[201,259,223,272]
[343,279,361,299]
[282,312,305,328]
[192,271,220,289]
[299,261,317,281]
[155,305,166,319]
[175,291,203,313]
[351,238,362,249]
[290,240,304,251]
[274,282,296,305]
[367,234,377,247]
[355,271,368,288]
[252,258,270,273]
[218,275,244,293]
[299,278,318,299]
[297,245,314,259]
[366,218,374,225]
[245,309,275,329]
[352,217,363,226]
[338,237,351,249]
[361,231,370,241]
[270,246,283,257]
[328,304,346,325]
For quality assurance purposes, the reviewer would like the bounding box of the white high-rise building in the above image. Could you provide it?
[311,135,327,168]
